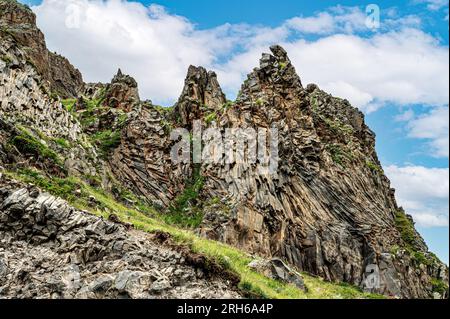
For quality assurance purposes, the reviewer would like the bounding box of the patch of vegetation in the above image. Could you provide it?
[49,92,59,102]
[10,168,80,202]
[90,130,121,158]
[326,144,353,166]
[431,278,449,295]
[116,111,129,128]
[5,168,383,299]
[204,112,217,125]
[222,100,234,111]
[366,161,382,173]
[151,105,173,113]
[75,97,107,128]
[165,164,205,228]
[8,128,64,168]
[279,62,287,70]
[395,210,418,249]
[255,98,265,107]
[53,137,71,149]
[61,99,77,113]
[323,118,354,136]
[394,210,439,267]
[390,244,400,255]
[1,54,12,65]
[160,120,173,134]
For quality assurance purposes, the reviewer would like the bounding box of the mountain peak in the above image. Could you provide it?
[174,65,226,127]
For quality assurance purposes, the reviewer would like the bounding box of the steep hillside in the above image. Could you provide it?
[0,0,448,299]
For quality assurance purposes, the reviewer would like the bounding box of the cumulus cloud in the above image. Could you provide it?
[32,0,449,112]
[415,0,449,11]
[407,106,449,158]
[385,165,449,227]
[34,0,239,105]
[216,29,449,113]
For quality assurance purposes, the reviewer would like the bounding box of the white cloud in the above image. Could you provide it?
[284,6,421,36]
[34,0,238,105]
[216,29,449,112]
[415,0,449,11]
[32,1,448,111]
[407,106,449,157]
[385,165,449,227]
[395,109,415,122]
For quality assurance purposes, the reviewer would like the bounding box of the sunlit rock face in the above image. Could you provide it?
[0,0,447,299]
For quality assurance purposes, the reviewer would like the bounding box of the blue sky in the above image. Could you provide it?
[21,0,449,263]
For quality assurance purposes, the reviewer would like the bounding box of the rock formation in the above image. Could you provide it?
[0,0,83,98]
[110,45,448,299]
[0,0,448,299]
[103,69,140,112]
[0,178,240,299]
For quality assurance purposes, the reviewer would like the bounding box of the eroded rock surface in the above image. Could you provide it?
[0,180,241,299]
[110,45,448,299]
[0,0,83,98]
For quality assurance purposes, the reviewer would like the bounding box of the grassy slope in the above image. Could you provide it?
[4,169,383,299]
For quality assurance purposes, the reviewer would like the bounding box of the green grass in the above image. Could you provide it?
[222,101,234,111]
[4,167,382,299]
[8,168,80,202]
[165,164,205,228]
[366,161,382,173]
[323,118,354,137]
[1,54,12,65]
[204,112,217,125]
[326,144,353,167]
[61,99,77,113]
[90,130,121,157]
[73,97,107,128]
[8,128,64,168]
[279,62,287,70]
[431,278,449,295]
[53,137,71,149]
[394,210,440,267]
[255,98,265,107]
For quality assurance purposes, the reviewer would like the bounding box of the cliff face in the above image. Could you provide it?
[0,0,83,98]
[110,46,448,299]
[0,178,241,299]
[0,0,448,299]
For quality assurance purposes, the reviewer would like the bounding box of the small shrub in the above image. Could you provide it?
[222,100,234,110]
[1,54,12,65]
[9,128,63,167]
[326,144,352,166]
[53,137,70,149]
[61,99,77,112]
[166,164,205,228]
[366,161,382,173]
[431,278,449,295]
[91,130,121,157]
[204,112,217,125]
[255,98,265,107]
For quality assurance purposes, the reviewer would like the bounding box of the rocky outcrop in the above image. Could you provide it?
[108,45,447,299]
[248,258,305,290]
[0,37,82,141]
[1,1,447,299]
[196,45,447,298]
[174,65,226,128]
[0,179,241,299]
[103,69,140,112]
[0,0,83,98]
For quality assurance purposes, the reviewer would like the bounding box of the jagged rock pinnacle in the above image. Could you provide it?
[174,65,226,127]
[104,69,140,112]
